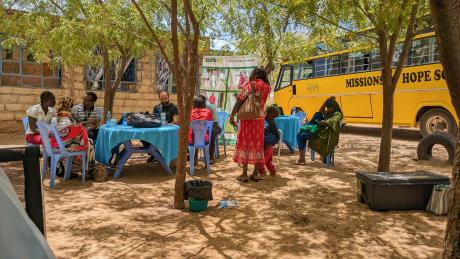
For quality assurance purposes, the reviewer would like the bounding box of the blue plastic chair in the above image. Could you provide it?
[36,121,87,189]
[295,112,307,126]
[188,120,213,176]
[215,111,229,158]
[310,149,334,167]
[22,117,29,134]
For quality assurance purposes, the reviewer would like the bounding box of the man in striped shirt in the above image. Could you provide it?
[72,92,103,141]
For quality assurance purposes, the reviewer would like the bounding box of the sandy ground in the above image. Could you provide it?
[0,132,453,259]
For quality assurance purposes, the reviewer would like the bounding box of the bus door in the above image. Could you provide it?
[339,94,374,118]
[274,65,294,115]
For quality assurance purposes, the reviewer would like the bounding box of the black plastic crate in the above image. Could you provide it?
[356,171,450,211]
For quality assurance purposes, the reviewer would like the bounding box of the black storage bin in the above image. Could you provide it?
[356,171,450,211]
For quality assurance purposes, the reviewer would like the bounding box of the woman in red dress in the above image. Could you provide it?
[229,68,271,182]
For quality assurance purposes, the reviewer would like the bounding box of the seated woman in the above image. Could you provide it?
[296,97,343,164]
[25,91,57,145]
[50,96,89,153]
[189,96,213,165]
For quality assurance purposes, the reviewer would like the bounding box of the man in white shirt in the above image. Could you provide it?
[25,91,57,145]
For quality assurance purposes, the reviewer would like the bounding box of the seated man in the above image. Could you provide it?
[296,97,343,164]
[25,91,57,145]
[198,95,221,163]
[153,90,179,124]
[71,92,103,141]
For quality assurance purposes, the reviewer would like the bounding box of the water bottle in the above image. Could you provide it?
[291,107,297,115]
[219,200,238,208]
[106,111,111,125]
[122,112,127,126]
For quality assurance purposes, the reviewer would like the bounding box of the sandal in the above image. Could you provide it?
[250,174,260,182]
[294,160,306,165]
[236,175,249,182]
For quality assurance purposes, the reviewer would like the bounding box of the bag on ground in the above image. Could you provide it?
[426,184,451,215]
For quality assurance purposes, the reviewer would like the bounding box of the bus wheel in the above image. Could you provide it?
[419,108,457,137]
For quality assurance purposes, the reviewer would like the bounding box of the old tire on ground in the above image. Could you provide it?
[419,108,457,137]
[417,132,456,164]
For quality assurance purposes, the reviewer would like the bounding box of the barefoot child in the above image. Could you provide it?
[257,105,280,177]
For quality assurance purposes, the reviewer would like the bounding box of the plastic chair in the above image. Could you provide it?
[310,149,334,167]
[215,111,229,158]
[295,111,306,126]
[188,120,213,176]
[36,121,87,189]
[22,117,29,134]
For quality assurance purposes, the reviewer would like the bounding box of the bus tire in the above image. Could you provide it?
[417,132,456,164]
[419,108,457,137]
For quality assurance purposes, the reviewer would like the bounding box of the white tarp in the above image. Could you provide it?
[0,169,55,259]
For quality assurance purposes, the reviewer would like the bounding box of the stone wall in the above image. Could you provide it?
[0,52,173,134]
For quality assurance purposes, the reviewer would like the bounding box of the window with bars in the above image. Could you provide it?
[409,37,438,65]
[85,59,138,92]
[0,46,62,88]
[315,58,326,77]
[326,55,340,75]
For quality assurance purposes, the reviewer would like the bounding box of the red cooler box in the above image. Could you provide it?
[356,171,450,211]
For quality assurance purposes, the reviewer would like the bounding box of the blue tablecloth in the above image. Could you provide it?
[275,116,300,150]
[95,124,179,166]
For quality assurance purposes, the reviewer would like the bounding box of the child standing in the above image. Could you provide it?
[258,105,280,178]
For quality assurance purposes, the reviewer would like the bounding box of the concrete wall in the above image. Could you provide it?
[0,52,172,134]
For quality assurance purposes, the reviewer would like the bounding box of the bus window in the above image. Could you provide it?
[278,66,292,89]
[392,44,403,67]
[302,61,314,78]
[409,37,438,65]
[315,58,326,77]
[326,55,340,75]
[293,64,302,80]
[371,49,381,70]
[341,53,354,74]
[354,51,370,72]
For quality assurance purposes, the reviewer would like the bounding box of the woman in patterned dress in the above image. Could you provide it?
[229,68,271,182]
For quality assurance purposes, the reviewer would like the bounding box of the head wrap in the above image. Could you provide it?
[56,96,74,116]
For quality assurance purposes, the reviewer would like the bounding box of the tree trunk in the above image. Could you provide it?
[429,0,460,257]
[174,111,189,208]
[101,43,112,120]
[377,70,395,172]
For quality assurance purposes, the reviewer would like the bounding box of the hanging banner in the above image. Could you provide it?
[200,55,260,114]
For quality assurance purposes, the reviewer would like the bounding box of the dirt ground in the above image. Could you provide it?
[0,132,452,259]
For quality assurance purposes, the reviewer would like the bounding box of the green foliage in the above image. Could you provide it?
[216,0,316,73]
[1,0,147,67]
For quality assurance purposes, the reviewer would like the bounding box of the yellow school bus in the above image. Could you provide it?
[274,32,458,136]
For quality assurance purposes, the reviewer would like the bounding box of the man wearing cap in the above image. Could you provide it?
[72,92,103,141]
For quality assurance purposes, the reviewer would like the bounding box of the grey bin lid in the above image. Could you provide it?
[356,171,450,185]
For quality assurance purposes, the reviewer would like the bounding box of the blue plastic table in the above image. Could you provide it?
[274,116,300,152]
[95,124,179,177]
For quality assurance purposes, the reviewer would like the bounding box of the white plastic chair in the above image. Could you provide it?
[36,121,87,189]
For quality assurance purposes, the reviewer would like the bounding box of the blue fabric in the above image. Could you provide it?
[274,115,300,149]
[297,131,315,151]
[95,124,179,166]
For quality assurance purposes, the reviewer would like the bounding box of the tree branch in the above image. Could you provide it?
[392,0,419,87]
[48,0,65,14]
[131,0,175,75]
